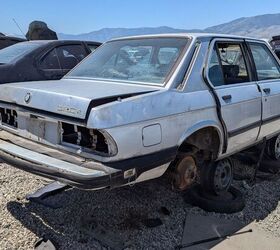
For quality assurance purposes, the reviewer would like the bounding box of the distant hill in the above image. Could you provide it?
[58,26,200,42]
[205,13,280,38]
[58,13,280,42]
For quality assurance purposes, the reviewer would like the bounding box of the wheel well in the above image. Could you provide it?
[178,127,221,161]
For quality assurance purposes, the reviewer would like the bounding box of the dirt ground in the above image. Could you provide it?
[0,160,279,250]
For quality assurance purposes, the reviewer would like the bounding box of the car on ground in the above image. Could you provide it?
[0,40,101,84]
[0,35,25,50]
[0,33,280,195]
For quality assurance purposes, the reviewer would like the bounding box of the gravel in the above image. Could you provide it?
[0,160,280,250]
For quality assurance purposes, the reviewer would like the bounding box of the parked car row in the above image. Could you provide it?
[0,32,280,202]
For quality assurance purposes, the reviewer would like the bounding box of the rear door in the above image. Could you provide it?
[247,41,280,139]
[207,39,262,154]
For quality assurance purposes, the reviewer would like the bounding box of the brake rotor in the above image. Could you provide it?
[174,155,197,190]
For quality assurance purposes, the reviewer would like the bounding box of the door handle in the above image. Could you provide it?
[263,88,271,94]
[222,95,232,101]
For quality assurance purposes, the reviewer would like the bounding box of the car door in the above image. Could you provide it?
[207,39,262,154]
[247,41,280,139]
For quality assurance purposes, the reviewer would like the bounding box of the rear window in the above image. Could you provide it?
[67,38,188,85]
[0,42,41,64]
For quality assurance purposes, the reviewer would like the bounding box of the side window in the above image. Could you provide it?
[208,47,224,86]
[40,49,60,70]
[209,42,250,86]
[218,43,249,85]
[56,45,87,70]
[249,43,280,81]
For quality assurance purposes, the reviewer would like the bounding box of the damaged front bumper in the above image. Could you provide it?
[0,131,177,190]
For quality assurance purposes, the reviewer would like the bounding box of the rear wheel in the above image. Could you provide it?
[200,158,233,195]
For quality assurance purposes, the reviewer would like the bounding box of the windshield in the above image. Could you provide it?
[67,37,188,85]
[0,42,41,64]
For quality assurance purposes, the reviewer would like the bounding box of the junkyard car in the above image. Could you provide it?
[0,34,25,50]
[0,40,101,84]
[0,33,280,193]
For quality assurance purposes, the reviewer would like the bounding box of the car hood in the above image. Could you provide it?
[0,78,160,119]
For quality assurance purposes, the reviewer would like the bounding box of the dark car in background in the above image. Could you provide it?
[0,35,26,50]
[0,40,101,84]
[270,35,280,59]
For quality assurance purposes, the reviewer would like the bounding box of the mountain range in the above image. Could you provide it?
[58,13,280,42]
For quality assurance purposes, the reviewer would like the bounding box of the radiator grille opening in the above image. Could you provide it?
[61,122,108,154]
[0,108,18,128]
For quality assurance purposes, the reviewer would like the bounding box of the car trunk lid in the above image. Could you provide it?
[0,78,159,119]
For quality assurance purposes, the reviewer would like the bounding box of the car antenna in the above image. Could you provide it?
[12,18,28,40]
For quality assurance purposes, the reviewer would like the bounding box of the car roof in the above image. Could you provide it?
[17,40,101,46]
[110,33,263,42]
[0,36,26,42]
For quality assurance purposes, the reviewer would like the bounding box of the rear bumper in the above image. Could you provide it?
[0,135,177,190]
[0,139,126,189]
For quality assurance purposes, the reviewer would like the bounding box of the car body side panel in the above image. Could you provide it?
[104,106,220,161]
[86,89,221,161]
[88,89,216,129]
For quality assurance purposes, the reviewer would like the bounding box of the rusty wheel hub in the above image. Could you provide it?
[174,155,197,190]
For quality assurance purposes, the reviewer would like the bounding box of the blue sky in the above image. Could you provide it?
[1,0,280,35]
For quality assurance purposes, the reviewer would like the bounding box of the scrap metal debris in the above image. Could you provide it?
[34,238,57,250]
[26,181,69,209]
[177,229,253,249]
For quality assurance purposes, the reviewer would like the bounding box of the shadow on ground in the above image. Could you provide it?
[6,172,280,249]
